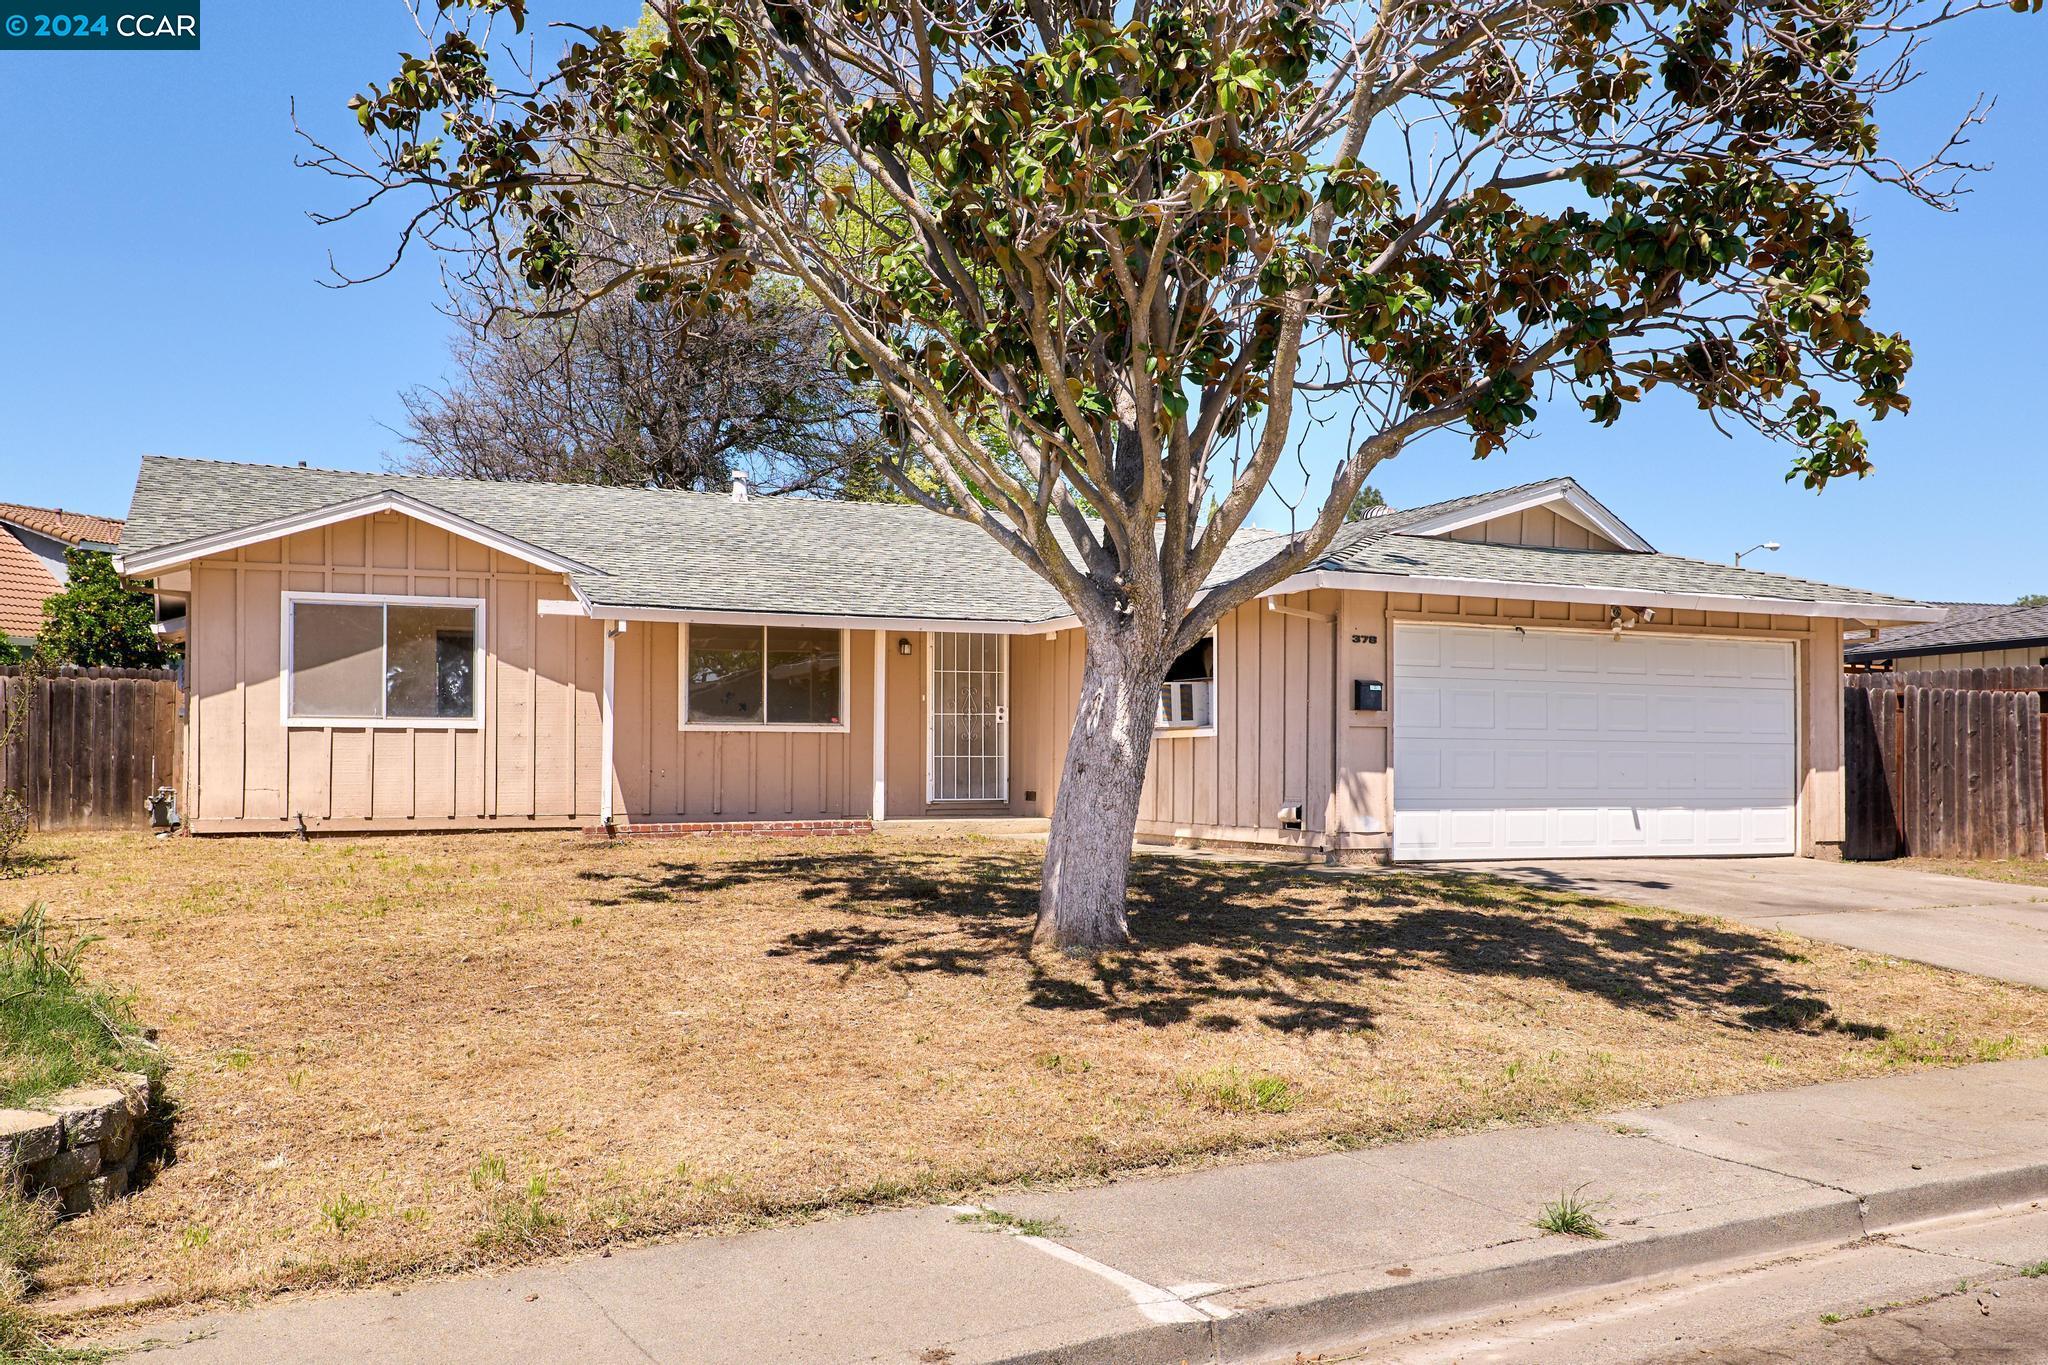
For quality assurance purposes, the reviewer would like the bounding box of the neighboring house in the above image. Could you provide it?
[1844,602,2048,674]
[0,501,125,648]
[117,457,1939,861]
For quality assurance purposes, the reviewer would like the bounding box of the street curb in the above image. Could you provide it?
[989,1158,2048,1364]
[1859,1156,2048,1233]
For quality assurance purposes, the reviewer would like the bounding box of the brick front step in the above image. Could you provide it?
[584,819,875,839]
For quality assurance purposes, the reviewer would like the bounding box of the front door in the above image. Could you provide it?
[927,632,1009,802]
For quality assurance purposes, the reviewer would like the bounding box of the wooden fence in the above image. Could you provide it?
[0,667,182,831]
[1845,679,2048,861]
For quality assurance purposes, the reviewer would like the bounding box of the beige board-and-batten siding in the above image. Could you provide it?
[1134,591,1848,859]
[177,509,1076,832]
[180,512,604,831]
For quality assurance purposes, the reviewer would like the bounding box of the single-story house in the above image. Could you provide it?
[0,501,125,648]
[117,456,1941,861]
[1845,602,2048,674]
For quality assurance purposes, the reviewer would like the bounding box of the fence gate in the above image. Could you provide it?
[0,666,182,831]
[1845,681,2047,861]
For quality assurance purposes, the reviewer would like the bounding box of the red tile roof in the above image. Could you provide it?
[0,528,59,640]
[0,502,123,547]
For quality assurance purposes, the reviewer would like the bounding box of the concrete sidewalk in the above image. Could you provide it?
[116,1058,2048,1365]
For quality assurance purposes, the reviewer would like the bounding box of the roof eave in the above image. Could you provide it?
[544,597,1083,635]
[1847,633,2048,662]
[1262,569,1943,624]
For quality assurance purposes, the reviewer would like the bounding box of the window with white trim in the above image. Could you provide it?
[1157,635,1216,733]
[284,594,484,726]
[683,625,846,728]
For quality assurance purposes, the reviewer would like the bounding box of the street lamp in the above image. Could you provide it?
[1735,540,1780,568]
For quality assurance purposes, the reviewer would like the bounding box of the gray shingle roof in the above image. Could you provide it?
[123,457,1926,623]
[123,456,1069,623]
[1844,602,2048,660]
[1322,534,1925,611]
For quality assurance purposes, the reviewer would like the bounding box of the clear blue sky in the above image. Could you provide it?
[0,3,2040,602]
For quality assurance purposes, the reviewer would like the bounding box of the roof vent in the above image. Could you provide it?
[1365,504,1396,518]
[730,471,749,504]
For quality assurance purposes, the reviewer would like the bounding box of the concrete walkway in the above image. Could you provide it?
[1441,856,2048,989]
[116,1058,2048,1365]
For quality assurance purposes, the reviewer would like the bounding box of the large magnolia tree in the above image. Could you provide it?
[319,0,2012,951]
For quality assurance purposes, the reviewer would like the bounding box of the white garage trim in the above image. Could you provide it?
[1391,622,1799,861]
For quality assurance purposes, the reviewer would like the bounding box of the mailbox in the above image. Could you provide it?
[1353,679,1384,712]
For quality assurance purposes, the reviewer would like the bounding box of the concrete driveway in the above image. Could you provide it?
[1436,857,2048,990]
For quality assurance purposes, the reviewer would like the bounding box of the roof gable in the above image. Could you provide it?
[0,526,59,640]
[117,486,601,579]
[1382,477,1653,552]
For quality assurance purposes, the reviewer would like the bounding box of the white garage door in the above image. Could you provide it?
[1392,623,1797,861]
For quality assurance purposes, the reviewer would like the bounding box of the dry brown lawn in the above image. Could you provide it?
[7,830,2048,1325]
[1901,857,2048,889]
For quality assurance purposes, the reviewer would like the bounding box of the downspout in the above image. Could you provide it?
[600,619,627,832]
[872,630,887,825]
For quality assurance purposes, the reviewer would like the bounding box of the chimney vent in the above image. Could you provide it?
[730,471,750,504]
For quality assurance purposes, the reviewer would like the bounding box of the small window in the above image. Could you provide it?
[685,625,845,728]
[285,595,483,726]
[1157,635,1216,733]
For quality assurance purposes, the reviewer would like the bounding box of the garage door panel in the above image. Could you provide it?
[1603,694,1650,732]
[1554,693,1600,730]
[1446,630,1497,671]
[1499,630,1549,672]
[1448,689,1496,729]
[1555,750,1601,790]
[1504,692,1549,730]
[1651,695,1697,733]
[1656,752,1699,791]
[1604,638,1650,675]
[1393,624,1796,860]
[1448,748,1495,793]
[1502,750,1549,789]
[1552,634,1600,673]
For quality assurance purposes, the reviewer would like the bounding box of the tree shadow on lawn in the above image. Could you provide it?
[581,852,1886,1041]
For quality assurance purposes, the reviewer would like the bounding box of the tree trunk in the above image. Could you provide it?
[1036,632,1170,954]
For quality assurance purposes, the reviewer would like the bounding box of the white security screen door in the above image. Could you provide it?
[928,632,1010,802]
[1392,623,1797,860]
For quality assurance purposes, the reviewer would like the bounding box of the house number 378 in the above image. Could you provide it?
[1351,634,1378,644]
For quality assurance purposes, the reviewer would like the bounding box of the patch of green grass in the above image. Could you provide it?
[953,1208,1066,1239]
[476,1175,563,1252]
[0,903,158,1107]
[470,1153,508,1190]
[1176,1065,1297,1114]
[1034,1051,1092,1075]
[1974,1034,2022,1063]
[2019,1260,2048,1278]
[1534,1188,1606,1239]
[318,1192,371,1237]
[1819,1311,1842,1324]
